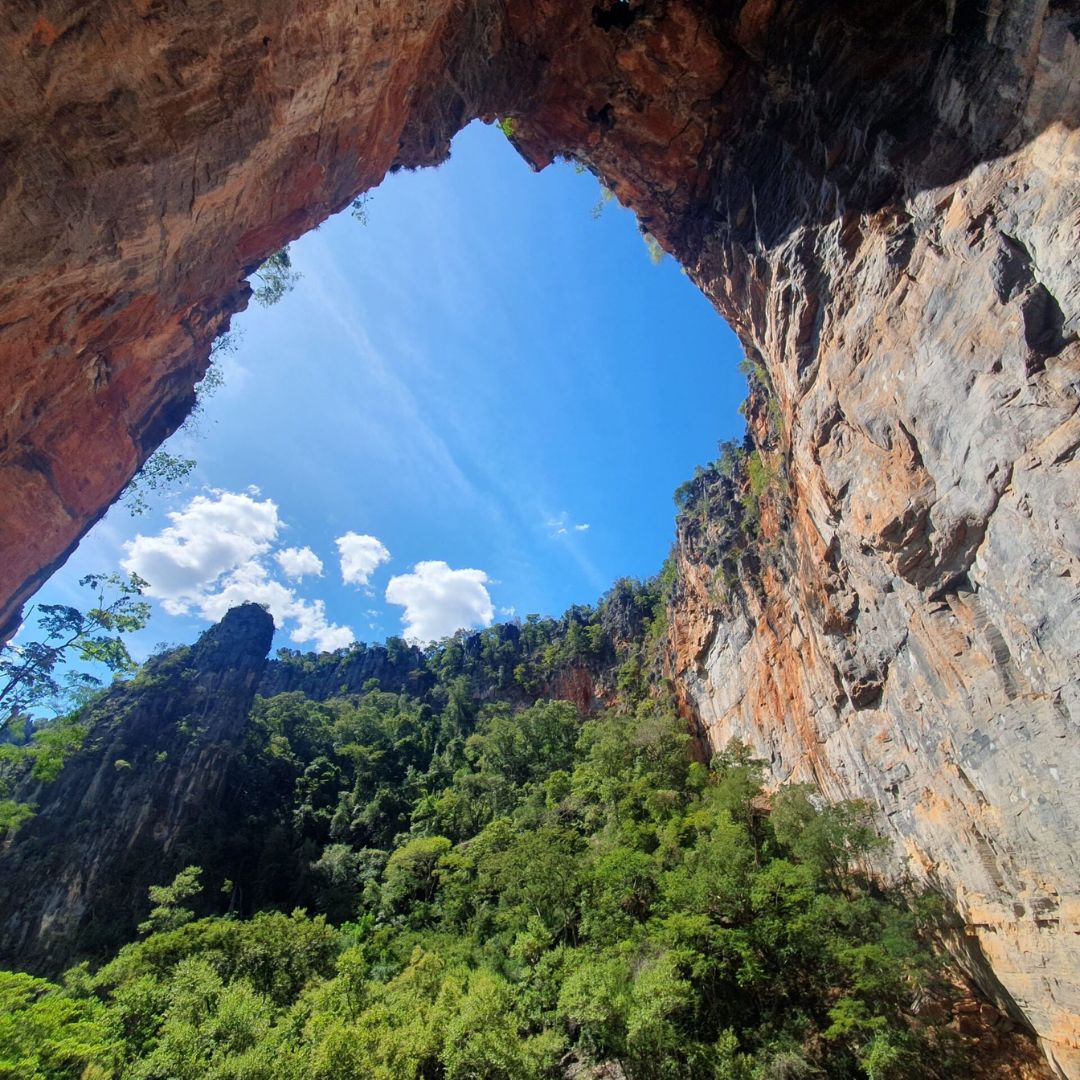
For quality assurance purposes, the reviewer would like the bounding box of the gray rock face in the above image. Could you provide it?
[666,13,1080,1072]
[0,604,274,972]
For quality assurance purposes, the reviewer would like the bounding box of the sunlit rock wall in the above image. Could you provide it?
[0,0,512,638]
[657,9,1080,1075]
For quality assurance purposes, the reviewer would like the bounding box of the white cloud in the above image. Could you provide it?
[290,600,354,652]
[337,532,391,586]
[122,490,280,614]
[499,605,516,617]
[121,489,354,653]
[275,546,324,580]
[546,511,590,538]
[385,560,494,643]
[197,560,353,653]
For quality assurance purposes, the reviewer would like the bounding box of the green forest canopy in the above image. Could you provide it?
[2,678,968,1079]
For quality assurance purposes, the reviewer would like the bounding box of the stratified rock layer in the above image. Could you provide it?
[0,0,1077,1072]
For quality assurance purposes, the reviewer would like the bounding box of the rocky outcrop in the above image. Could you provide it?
[0,604,274,971]
[665,111,1080,1068]
[0,0,1077,1071]
[260,640,435,700]
[1,0,1070,642]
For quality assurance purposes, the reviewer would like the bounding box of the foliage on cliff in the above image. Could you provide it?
[0,573,150,830]
[138,586,664,928]
[0,647,966,1078]
[0,471,969,1078]
[669,425,790,613]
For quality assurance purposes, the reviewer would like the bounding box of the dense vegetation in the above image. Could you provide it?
[671,429,791,609]
[1,662,965,1078]
[0,462,969,1078]
[128,585,665,933]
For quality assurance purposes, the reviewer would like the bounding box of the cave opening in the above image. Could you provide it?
[0,0,1077,1066]
[27,120,747,660]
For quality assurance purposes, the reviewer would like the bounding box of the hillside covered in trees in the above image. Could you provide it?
[0,575,1036,1079]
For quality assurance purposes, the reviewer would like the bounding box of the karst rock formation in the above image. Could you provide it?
[0,604,275,970]
[0,0,1077,1073]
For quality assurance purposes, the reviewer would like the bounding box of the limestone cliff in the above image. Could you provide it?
[0,604,274,970]
[0,0,1077,1073]
[259,639,436,701]
[656,13,1080,1070]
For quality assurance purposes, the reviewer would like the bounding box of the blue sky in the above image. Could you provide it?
[28,122,745,658]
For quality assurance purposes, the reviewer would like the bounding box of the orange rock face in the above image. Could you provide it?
[0,0,1078,1072]
[664,90,1080,1080]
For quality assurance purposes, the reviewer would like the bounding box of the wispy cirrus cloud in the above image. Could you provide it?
[546,511,591,538]
[299,243,478,504]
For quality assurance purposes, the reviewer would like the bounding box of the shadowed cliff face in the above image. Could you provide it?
[0,0,1077,1072]
[0,604,274,971]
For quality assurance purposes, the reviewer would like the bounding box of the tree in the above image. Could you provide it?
[0,970,118,1078]
[122,331,231,515]
[251,247,301,306]
[138,866,204,935]
[0,572,149,729]
[381,835,452,913]
[122,450,197,516]
[0,573,149,831]
[641,232,665,265]
[350,194,371,224]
